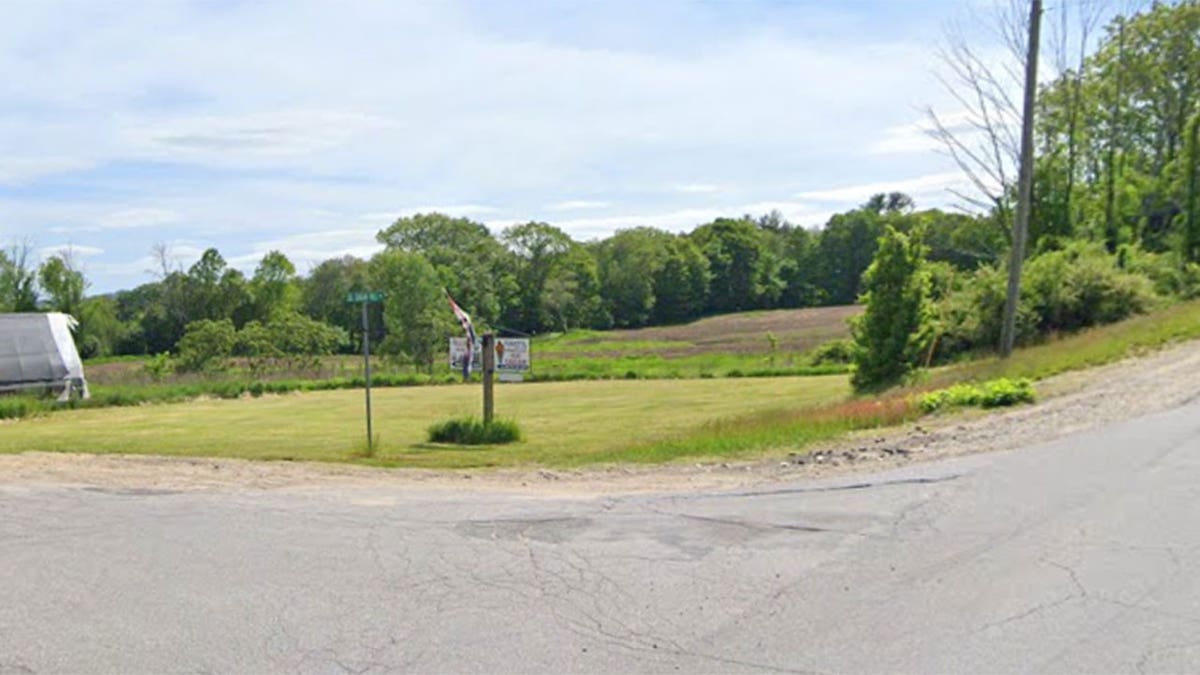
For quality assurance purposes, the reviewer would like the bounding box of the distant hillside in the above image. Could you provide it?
[538,305,861,358]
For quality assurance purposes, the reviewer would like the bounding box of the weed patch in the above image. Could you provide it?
[427,417,522,445]
[920,378,1036,413]
[0,397,50,420]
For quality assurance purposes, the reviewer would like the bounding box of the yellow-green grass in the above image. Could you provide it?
[0,376,850,469]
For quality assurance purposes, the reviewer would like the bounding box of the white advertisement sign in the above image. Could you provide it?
[449,338,530,373]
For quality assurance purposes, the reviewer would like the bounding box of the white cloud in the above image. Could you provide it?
[406,205,499,217]
[797,172,967,204]
[37,244,104,260]
[44,206,185,234]
[125,110,396,168]
[229,229,383,274]
[98,208,182,230]
[868,109,1011,156]
[0,0,975,291]
[869,120,945,155]
[0,157,94,185]
[546,200,611,212]
[672,184,721,194]
[544,200,834,240]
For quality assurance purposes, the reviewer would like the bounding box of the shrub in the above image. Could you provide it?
[1118,246,1200,300]
[1023,242,1156,334]
[427,416,521,445]
[936,243,1157,361]
[236,314,347,376]
[810,338,855,365]
[142,352,176,381]
[920,378,1036,412]
[176,319,237,373]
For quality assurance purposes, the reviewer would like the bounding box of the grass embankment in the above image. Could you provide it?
[623,297,1200,463]
[939,296,1200,383]
[5,299,1200,469]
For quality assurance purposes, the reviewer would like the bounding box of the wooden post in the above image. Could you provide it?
[482,332,495,424]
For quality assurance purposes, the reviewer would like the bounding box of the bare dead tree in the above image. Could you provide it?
[926,1,1032,238]
[149,242,179,279]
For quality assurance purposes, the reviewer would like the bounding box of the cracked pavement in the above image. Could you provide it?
[3,400,1200,673]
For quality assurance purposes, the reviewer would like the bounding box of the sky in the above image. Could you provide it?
[0,0,1024,293]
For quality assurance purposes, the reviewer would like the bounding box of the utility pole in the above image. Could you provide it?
[1000,0,1042,359]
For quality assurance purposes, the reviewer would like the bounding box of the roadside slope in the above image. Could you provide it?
[4,337,1200,494]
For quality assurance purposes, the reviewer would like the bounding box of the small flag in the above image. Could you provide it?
[446,290,476,379]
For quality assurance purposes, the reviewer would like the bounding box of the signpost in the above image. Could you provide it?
[449,337,530,376]
[346,291,384,452]
[448,336,532,419]
[482,333,495,423]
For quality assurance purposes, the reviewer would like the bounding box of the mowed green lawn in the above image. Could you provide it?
[0,376,850,468]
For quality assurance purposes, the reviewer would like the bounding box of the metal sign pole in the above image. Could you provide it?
[362,298,373,452]
[346,291,383,453]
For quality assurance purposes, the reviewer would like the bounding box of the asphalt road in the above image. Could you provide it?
[3,401,1200,674]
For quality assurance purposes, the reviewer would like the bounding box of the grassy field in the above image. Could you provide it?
[536,306,860,357]
[0,376,850,468]
[8,298,1200,470]
[82,305,860,389]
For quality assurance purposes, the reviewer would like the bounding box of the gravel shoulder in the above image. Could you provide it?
[5,339,1200,496]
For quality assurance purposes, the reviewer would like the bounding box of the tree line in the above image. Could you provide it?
[2,1,1196,377]
[0,197,999,369]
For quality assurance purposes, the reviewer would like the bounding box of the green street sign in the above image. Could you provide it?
[346,291,384,303]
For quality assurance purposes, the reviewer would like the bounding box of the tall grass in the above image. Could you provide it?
[573,394,922,465]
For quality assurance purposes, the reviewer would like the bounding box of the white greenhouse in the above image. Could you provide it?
[0,313,90,400]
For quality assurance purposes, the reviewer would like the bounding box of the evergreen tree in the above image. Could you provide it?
[851,226,933,392]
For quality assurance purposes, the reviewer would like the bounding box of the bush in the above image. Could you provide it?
[1023,242,1157,334]
[810,338,855,365]
[176,319,237,373]
[936,243,1158,361]
[142,353,176,381]
[936,265,1038,359]
[920,378,1036,412]
[427,416,521,445]
[1119,246,1200,300]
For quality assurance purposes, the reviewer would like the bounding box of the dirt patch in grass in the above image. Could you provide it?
[83,360,145,384]
[543,306,861,358]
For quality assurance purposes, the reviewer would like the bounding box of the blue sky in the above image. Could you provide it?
[2,0,1024,293]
